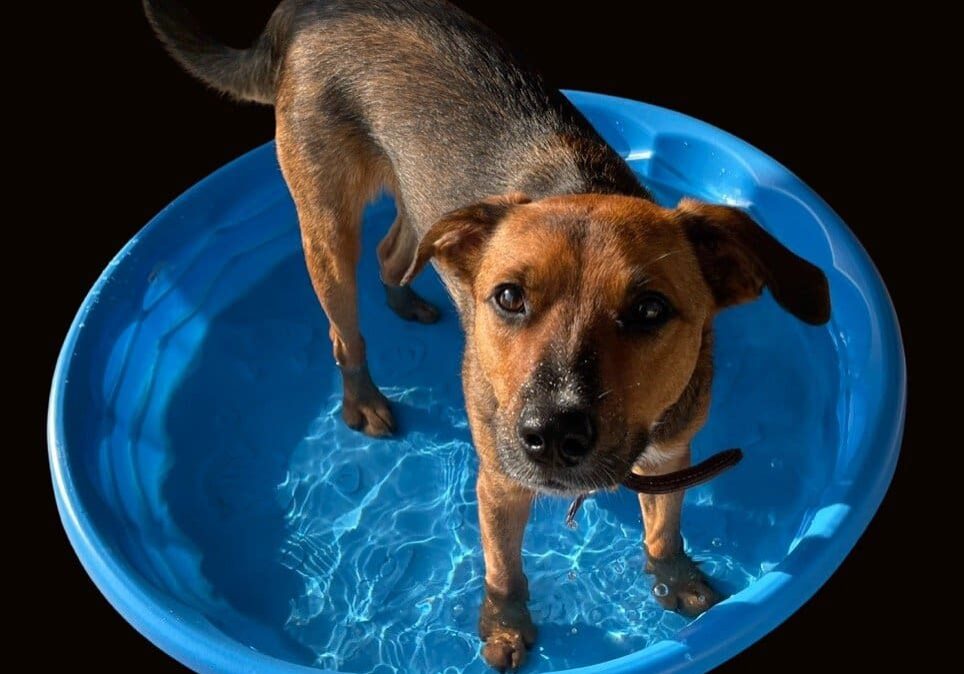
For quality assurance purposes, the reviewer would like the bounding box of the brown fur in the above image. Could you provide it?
[145,1,831,668]
[404,194,826,665]
[467,197,711,485]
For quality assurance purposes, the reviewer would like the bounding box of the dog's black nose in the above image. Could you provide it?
[518,408,595,466]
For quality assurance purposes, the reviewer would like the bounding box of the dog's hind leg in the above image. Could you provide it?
[277,116,396,437]
[378,203,441,324]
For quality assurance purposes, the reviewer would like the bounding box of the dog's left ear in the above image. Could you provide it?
[677,199,831,325]
[401,193,531,287]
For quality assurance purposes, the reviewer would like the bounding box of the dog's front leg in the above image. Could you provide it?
[477,469,536,671]
[635,446,724,617]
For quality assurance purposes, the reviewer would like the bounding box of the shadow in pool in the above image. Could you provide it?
[164,255,331,664]
[162,199,485,671]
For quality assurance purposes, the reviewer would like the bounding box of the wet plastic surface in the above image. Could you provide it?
[48,92,905,674]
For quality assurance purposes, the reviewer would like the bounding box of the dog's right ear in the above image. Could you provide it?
[401,193,531,287]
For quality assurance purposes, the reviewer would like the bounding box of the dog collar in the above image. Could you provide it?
[565,448,744,528]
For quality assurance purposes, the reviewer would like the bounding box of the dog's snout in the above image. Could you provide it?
[517,407,595,466]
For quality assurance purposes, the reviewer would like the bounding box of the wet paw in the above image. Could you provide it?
[341,366,396,438]
[479,589,536,671]
[342,393,395,437]
[385,284,441,324]
[483,630,530,672]
[646,552,725,618]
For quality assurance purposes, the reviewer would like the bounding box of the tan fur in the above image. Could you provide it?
[287,179,819,663]
[146,2,830,666]
[425,195,719,662]
[634,447,689,558]
[471,196,712,463]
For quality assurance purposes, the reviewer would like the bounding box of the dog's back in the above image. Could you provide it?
[144,4,832,671]
[144,0,646,229]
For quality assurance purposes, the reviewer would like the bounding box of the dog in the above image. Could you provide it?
[144,1,831,669]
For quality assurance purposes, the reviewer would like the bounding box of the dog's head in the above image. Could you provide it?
[403,193,830,495]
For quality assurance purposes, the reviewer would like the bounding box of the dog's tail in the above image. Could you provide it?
[142,0,292,105]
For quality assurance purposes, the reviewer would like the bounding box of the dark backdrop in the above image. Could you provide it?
[33,2,922,671]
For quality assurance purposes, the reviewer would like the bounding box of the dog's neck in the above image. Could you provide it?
[508,131,652,202]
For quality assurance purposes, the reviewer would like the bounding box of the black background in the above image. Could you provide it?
[31,2,924,671]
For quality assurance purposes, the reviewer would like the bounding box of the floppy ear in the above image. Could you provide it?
[678,199,831,325]
[401,193,531,287]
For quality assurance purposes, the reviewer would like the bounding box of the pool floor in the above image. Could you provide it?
[122,178,840,673]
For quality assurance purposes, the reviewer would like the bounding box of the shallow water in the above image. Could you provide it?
[142,174,840,673]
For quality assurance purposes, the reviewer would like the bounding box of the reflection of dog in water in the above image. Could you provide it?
[144,1,831,668]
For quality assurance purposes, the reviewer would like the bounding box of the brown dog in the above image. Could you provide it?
[145,1,831,669]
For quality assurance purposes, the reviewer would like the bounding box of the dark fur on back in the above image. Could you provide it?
[144,0,649,232]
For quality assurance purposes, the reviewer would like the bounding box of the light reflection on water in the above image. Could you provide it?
[159,176,836,673]
[276,381,757,673]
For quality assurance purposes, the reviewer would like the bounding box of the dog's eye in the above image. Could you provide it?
[623,293,674,332]
[493,284,526,315]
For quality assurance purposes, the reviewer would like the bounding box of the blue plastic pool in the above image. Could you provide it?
[48,92,905,674]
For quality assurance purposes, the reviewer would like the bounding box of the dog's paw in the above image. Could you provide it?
[646,552,724,618]
[341,367,396,437]
[342,392,395,437]
[386,284,441,324]
[479,590,536,671]
[483,630,530,672]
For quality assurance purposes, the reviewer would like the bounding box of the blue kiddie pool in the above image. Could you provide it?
[48,92,905,674]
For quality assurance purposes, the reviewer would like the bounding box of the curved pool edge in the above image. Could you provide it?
[47,91,907,674]
[47,142,325,674]
[563,91,908,674]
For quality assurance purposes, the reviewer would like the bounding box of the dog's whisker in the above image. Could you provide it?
[637,249,686,275]
[597,380,645,400]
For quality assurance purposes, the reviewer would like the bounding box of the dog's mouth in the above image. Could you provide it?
[496,439,745,501]
[528,476,571,495]
[495,442,635,497]
[516,470,624,497]
[523,474,590,496]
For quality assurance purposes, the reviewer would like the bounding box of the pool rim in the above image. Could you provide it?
[47,90,907,674]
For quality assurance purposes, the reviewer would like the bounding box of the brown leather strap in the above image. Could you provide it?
[565,448,743,528]
[622,448,743,495]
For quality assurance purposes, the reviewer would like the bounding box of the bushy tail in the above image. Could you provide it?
[142,0,287,105]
